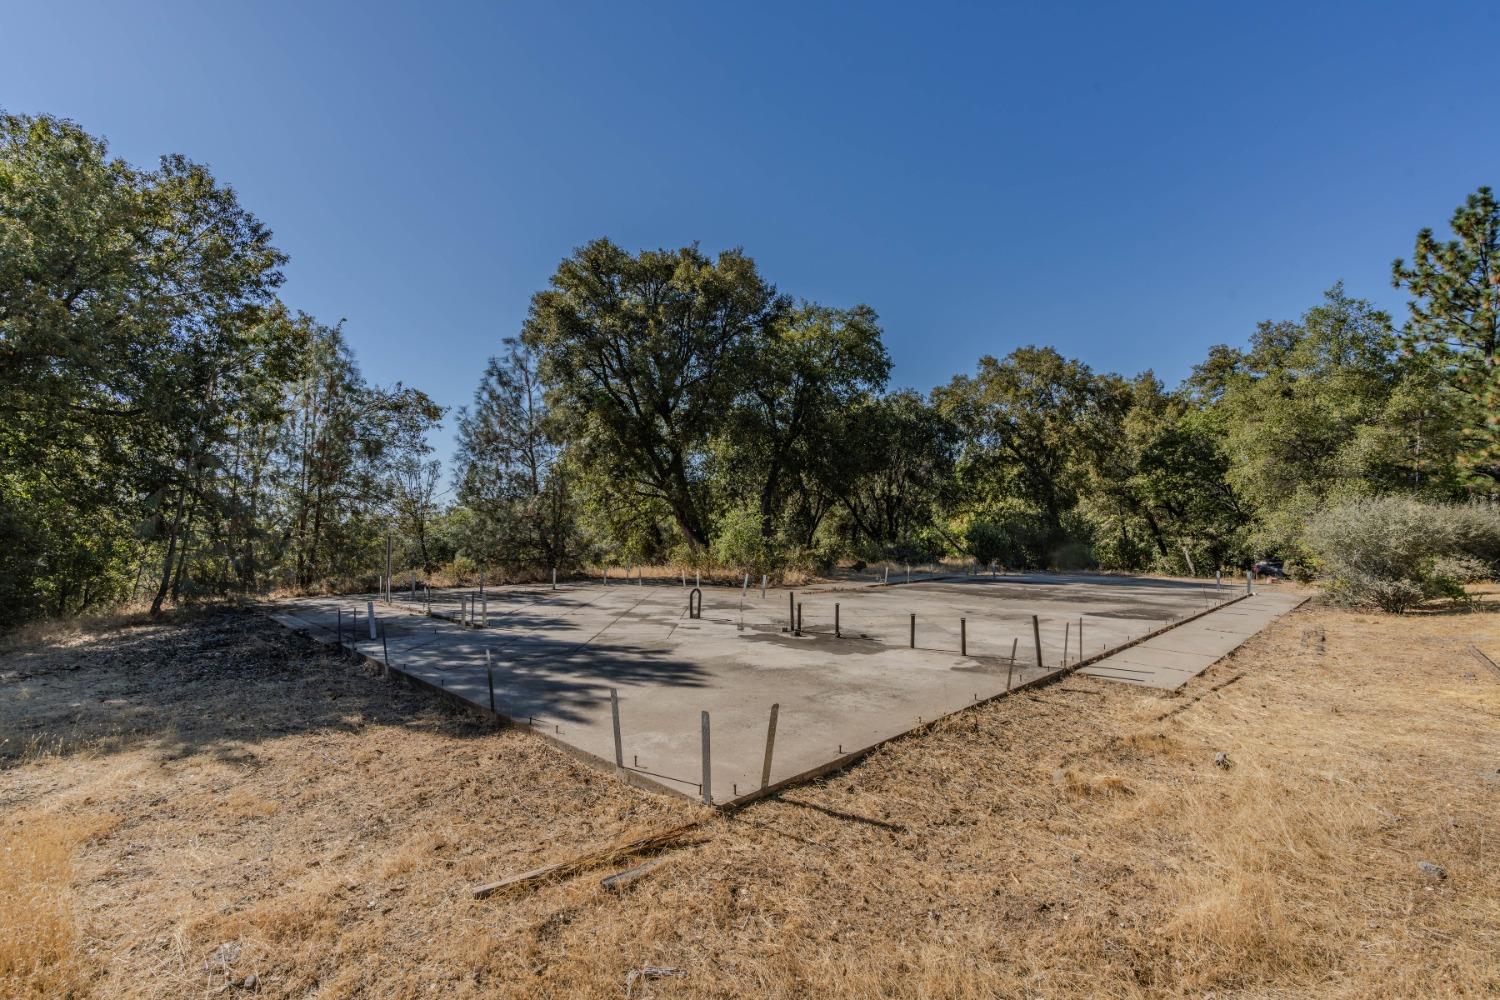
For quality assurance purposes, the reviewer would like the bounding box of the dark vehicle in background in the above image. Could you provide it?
[1252,559,1285,579]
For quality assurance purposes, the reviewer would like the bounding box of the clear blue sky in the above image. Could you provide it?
[5,1,1496,464]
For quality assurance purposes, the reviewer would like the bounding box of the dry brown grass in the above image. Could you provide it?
[0,605,156,655]
[578,562,825,588]
[0,813,101,998]
[2,591,1498,998]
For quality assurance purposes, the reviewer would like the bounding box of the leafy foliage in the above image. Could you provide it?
[1305,497,1499,612]
[1393,186,1500,483]
[522,239,787,550]
[0,114,439,625]
[454,338,576,571]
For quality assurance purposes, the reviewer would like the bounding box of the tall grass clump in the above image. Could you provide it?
[1304,496,1500,612]
[0,816,91,997]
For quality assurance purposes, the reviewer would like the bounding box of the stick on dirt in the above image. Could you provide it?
[1467,644,1500,679]
[601,856,669,892]
[471,822,702,900]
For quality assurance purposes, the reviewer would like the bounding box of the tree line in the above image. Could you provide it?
[3,111,1497,627]
[1,113,440,626]
[450,195,1498,588]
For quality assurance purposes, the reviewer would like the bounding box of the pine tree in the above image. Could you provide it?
[1393,186,1500,485]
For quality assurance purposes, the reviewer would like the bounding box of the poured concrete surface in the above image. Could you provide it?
[1078,589,1307,689]
[267,574,1252,804]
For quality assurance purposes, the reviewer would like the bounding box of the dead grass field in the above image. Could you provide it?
[2,590,1498,999]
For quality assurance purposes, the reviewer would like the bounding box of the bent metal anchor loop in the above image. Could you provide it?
[688,587,702,620]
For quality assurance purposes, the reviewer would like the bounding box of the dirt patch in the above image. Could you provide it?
[2,596,1499,997]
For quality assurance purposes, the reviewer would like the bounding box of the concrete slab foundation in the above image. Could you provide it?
[266,574,1298,804]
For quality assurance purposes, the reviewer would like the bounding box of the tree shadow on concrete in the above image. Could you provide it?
[271,597,714,727]
[0,604,709,770]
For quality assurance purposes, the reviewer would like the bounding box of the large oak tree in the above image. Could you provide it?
[522,239,786,549]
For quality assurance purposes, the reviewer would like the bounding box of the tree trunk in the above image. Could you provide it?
[149,487,189,616]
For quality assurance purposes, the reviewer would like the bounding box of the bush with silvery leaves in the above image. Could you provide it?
[1304,497,1500,613]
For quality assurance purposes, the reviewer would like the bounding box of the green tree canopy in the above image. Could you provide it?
[1393,186,1500,483]
[935,346,1112,554]
[522,239,787,550]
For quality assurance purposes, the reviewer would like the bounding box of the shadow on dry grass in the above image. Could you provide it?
[0,609,495,769]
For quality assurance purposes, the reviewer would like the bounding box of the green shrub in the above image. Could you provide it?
[445,553,479,584]
[1442,504,1500,574]
[711,506,773,573]
[1304,496,1496,613]
[963,522,1008,566]
[1050,539,1096,571]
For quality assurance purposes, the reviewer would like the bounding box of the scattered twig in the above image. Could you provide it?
[626,966,684,995]
[1466,644,1500,679]
[471,822,702,900]
[600,856,668,892]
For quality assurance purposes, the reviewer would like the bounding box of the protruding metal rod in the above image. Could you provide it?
[552,567,557,590]
[700,711,712,805]
[960,617,967,656]
[610,688,623,768]
[910,613,916,648]
[486,649,495,714]
[1009,637,1018,664]
[835,603,841,638]
[367,601,377,640]
[788,591,795,631]
[1032,615,1043,669]
[760,703,779,789]
[1062,621,1070,667]
[795,602,802,636]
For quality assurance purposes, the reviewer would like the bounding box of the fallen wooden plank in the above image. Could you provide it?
[1468,644,1500,679]
[471,822,701,900]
